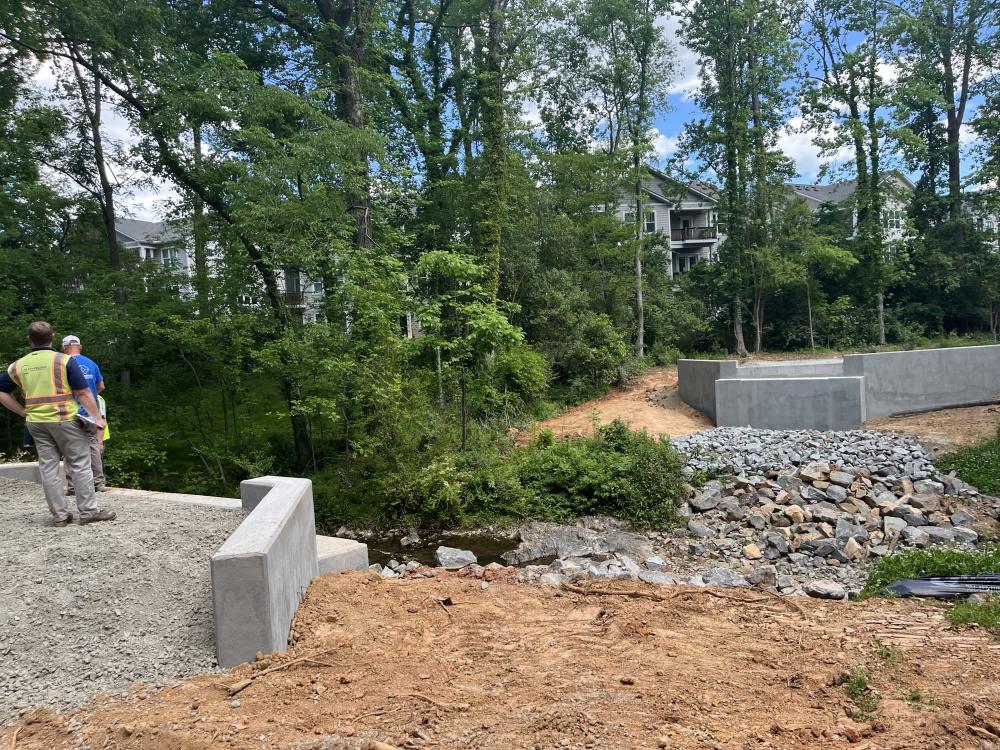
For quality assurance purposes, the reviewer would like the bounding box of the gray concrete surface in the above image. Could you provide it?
[735,358,844,378]
[0,462,42,483]
[843,344,1000,419]
[715,377,866,431]
[316,535,369,575]
[211,476,319,668]
[679,345,1000,430]
[677,359,737,421]
[0,477,241,722]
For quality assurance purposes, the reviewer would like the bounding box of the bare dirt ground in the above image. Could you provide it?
[6,573,1000,750]
[523,367,712,443]
[866,404,1000,456]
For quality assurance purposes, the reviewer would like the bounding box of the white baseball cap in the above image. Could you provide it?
[61,335,81,347]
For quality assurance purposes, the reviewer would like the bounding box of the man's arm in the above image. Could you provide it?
[97,381,105,394]
[74,389,105,429]
[0,371,23,418]
[0,392,25,419]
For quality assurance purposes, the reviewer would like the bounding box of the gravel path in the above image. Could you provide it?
[0,478,242,722]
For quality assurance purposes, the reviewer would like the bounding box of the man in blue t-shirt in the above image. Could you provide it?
[61,335,107,492]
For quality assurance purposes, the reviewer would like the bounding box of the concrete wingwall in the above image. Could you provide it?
[211,476,319,668]
[678,344,1000,430]
[715,377,866,431]
[677,359,737,422]
[843,344,1000,419]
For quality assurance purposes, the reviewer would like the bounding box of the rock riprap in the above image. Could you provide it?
[672,427,939,479]
[370,429,998,601]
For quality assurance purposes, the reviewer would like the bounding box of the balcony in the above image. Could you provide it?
[283,290,306,307]
[670,226,718,242]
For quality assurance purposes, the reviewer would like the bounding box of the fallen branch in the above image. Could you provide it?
[227,649,336,696]
[9,727,20,750]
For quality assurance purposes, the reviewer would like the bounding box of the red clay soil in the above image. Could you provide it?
[7,573,999,750]
[522,367,712,444]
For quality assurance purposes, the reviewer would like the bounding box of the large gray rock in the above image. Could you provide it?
[951,509,975,527]
[435,546,477,569]
[502,520,652,565]
[687,519,715,539]
[883,516,907,535]
[826,485,849,503]
[828,470,855,488]
[952,526,979,544]
[902,527,930,547]
[702,567,750,588]
[690,491,722,512]
[918,526,955,544]
[638,570,680,585]
[834,518,868,542]
[804,579,848,600]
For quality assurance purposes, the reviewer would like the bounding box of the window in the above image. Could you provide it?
[644,211,656,234]
[623,211,636,224]
[162,247,181,269]
[881,209,902,232]
[986,217,996,233]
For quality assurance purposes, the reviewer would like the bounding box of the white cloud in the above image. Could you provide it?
[658,13,700,98]
[650,127,679,158]
[777,116,853,180]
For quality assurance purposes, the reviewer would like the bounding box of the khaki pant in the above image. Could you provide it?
[26,420,99,522]
[65,422,105,492]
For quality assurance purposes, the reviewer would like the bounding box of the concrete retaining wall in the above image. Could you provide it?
[0,462,42,482]
[735,358,844,379]
[715,377,866,431]
[843,344,1000,419]
[677,359,737,421]
[211,477,318,668]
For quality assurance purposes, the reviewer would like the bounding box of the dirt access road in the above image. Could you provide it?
[7,573,999,750]
[524,367,712,442]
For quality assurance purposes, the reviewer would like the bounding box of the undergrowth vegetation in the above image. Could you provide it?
[860,545,1000,598]
[948,596,1000,637]
[937,426,1000,496]
[368,420,686,531]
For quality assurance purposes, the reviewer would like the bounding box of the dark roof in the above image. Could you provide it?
[115,219,185,245]
[785,180,858,205]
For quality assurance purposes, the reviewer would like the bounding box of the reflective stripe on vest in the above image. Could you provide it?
[15,350,79,423]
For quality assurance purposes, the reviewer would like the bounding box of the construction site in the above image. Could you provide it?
[1,345,999,750]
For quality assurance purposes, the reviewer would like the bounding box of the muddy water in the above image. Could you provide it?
[366,533,519,567]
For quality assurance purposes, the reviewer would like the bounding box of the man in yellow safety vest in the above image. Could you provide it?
[0,321,116,526]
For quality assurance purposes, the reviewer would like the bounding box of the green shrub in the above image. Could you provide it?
[937,426,1000,495]
[861,545,1000,598]
[377,419,685,529]
[948,595,1000,637]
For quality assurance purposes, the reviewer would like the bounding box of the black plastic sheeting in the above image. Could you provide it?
[880,575,1000,598]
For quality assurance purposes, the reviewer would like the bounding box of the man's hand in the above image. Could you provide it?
[73,388,105,429]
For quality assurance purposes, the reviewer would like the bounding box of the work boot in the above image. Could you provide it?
[65,486,75,496]
[53,513,74,528]
[94,484,107,492]
[79,510,116,525]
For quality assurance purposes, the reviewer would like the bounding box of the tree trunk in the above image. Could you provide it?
[460,364,467,452]
[877,291,886,347]
[733,296,748,357]
[806,282,815,352]
[192,122,210,316]
[436,345,444,408]
[633,169,644,358]
[71,54,120,273]
[477,0,506,302]
[752,293,763,353]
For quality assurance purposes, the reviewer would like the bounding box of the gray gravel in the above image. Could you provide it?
[0,478,242,722]
[672,427,938,479]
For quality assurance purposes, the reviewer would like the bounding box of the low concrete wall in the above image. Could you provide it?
[716,377,866,431]
[843,344,1000,419]
[211,477,318,668]
[0,462,42,483]
[677,359,737,421]
[735,358,844,379]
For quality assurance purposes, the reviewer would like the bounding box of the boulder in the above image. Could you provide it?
[826,485,849,503]
[951,509,976,527]
[901,527,930,547]
[799,463,831,483]
[804,579,848,600]
[828,470,855,488]
[702,567,750,588]
[687,520,715,539]
[644,555,668,571]
[690,491,722,512]
[435,546,478,569]
[952,526,979,544]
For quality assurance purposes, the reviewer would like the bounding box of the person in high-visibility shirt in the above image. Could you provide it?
[0,321,116,526]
